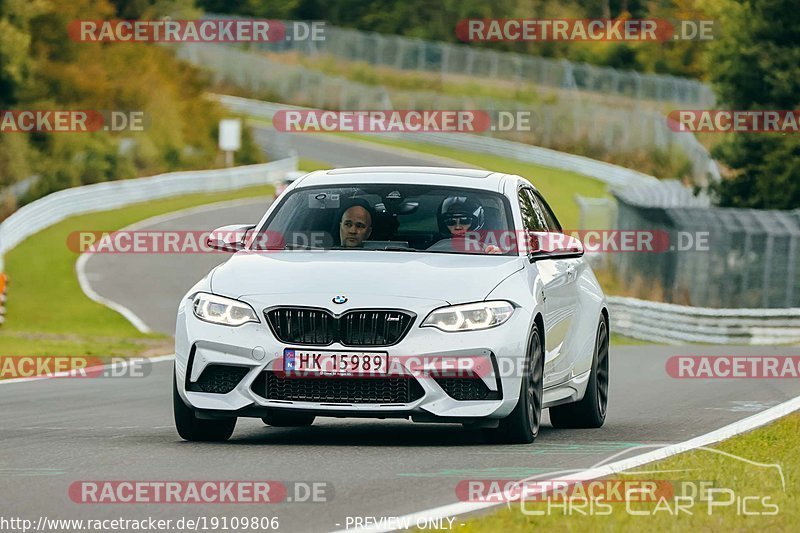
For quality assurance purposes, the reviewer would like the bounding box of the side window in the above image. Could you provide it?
[531,192,562,232]
[518,188,546,231]
[522,189,549,231]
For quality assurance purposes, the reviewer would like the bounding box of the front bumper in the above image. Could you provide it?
[174,297,533,421]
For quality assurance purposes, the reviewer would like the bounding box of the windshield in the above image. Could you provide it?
[253,183,515,255]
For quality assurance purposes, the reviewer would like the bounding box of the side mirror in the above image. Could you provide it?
[527,231,584,261]
[206,224,256,252]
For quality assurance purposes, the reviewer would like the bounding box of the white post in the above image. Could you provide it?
[218,119,242,168]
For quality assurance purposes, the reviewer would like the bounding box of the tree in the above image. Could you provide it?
[706,0,800,209]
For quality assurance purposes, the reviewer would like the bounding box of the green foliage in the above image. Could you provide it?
[711,135,800,209]
[706,0,800,109]
[707,0,800,209]
[0,0,264,214]
[198,0,715,78]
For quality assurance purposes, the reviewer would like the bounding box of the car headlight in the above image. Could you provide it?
[421,301,515,332]
[192,293,259,326]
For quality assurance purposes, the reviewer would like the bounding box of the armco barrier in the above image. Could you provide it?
[0,156,297,277]
[215,95,798,346]
[609,296,800,345]
[214,94,660,190]
[206,16,715,107]
[1,108,796,344]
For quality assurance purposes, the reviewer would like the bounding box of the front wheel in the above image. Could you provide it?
[484,323,543,444]
[549,317,609,429]
[173,368,236,441]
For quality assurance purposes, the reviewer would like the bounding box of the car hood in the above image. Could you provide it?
[210,250,524,305]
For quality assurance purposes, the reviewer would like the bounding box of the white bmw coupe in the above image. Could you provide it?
[174,167,609,443]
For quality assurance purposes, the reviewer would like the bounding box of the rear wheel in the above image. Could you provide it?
[173,368,236,441]
[484,323,543,444]
[262,411,316,427]
[549,317,609,429]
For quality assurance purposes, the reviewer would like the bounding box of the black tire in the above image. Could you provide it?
[173,368,236,442]
[483,323,543,444]
[261,411,316,427]
[549,317,609,429]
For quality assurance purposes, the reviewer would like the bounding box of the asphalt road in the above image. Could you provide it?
[2,130,799,533]
[2,346,799,532]
[252,126,472,169]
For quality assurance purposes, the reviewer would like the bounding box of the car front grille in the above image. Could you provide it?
[187,364,250,394]
[259,373,425,404]
[265,307,414,347]
[265,308,336,345]
[434,377,494,401]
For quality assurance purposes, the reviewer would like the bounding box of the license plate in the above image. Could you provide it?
[283,349,389,376]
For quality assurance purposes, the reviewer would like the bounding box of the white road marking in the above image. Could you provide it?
[76,251,153,333]
[330,393,800,533]
[74,197,270,333]
[0,353,174,385]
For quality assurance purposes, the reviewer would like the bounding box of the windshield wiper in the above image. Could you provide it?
[382,246,419,252]
[282,243,325,250]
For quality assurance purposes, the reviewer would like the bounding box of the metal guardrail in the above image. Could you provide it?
[313,26,716,107]
[0,156,298,274]
[609,297,800,345]
[1,96,795,344]
[209,15,716,107]
[218,96,797,345]
[215,94,659,190]
[182,43,719,186]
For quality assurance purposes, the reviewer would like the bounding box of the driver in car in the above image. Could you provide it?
[339,202,374,248]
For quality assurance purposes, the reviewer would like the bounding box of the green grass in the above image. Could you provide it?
[335,135,607,230]
[0,132,637,358]
[458,412,800,531]
[1,158,338,359]
[610,333,649,346]
[0,333,173,359]
[298,158,332,172]
[269,53,670,114]
[0,184,274,357]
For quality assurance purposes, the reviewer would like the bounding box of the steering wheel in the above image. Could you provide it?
[425,238,458,252]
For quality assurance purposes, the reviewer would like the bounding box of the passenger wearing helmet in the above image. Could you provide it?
[435,196,501,254]
[438,196,484,236]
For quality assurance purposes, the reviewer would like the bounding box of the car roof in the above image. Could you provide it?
[294,166,508,192]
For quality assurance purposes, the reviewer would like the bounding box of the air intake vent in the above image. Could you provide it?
[187,365,250,394]
[434,377,496,401]
[261,373,424,404]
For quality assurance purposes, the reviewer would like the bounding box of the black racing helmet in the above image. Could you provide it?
[437,196,485,234]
